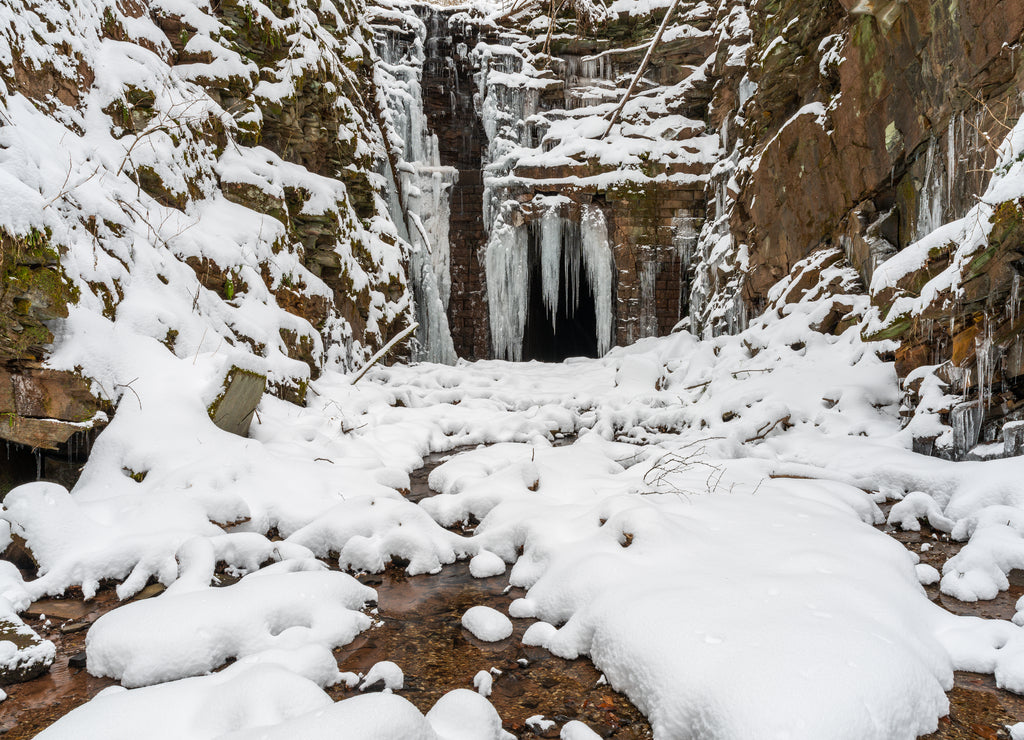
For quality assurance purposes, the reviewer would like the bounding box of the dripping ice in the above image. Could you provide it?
[373,13,457,365]
[485,198,614,360]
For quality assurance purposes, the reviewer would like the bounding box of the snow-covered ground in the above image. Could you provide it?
[6,281,1024,739]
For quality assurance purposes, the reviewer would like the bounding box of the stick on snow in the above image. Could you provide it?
[350,322,420,385]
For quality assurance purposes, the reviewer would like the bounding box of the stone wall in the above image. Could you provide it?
[418,10,491,360]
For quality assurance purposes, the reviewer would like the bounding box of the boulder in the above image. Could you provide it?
[0,617,55,685]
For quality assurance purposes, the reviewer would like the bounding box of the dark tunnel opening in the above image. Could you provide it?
[521,237,599,362]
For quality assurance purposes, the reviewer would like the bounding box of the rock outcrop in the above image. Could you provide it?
[0,0,426,459]
[2,0,1024,459]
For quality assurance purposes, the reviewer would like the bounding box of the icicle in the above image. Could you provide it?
[639,261,659,337]
[946,114,956,207]
[35,449,42,481]
[1011,272,1021,325]
[373,6,457,364]
[976,316,994,411]
[672,214,699,269]
[485,210,529,361]
[580,204,615,356]
[539,205,562,329]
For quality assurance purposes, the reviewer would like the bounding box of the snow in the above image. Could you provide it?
[12,264,1024,736]
[426,689,514,740]
[5,1,1024,738]
[560,721,602,739]
[469,550,506,578]
[461,605,513,642]
[526,715,555,732]
[86,569,374,688]
[473,669,493,696]
[361,660,404,691]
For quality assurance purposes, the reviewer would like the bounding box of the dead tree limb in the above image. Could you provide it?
[351,322,419,385]
[601,0,682,139]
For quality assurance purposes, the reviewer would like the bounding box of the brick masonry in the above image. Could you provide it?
[419,9,708,360]
[418,9,490,361]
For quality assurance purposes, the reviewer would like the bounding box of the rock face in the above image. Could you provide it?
[373,0,1023,455]
[0,0,424,458]
[2,0,1023,457]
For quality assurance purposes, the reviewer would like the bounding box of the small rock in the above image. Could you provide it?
[24,598,90,622]
[469,550,506,578]
[461,605,513,642]
[59,621,90,634]
[0,617,56,685]
[360,660,403,692]
[132,583,166,601]
[68,651,87,669]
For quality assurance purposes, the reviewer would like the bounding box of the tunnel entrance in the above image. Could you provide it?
[521,235,599,362]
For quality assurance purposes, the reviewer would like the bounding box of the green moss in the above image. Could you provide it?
[163,328,179,352]
[862,312,913,342]
[122,467,148,483]
[851,15,877,61]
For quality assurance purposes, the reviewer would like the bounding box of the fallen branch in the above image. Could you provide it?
[601,0,682,138]
[350,322,419,385]
[744,415,791,444]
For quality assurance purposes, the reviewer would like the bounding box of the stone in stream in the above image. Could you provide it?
[469,550,506,578]
[0,616,55,684]
[461,605,513,642]
[24,598,91,621]
[360,660,404,692]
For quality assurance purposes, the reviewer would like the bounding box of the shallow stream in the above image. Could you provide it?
[4,451,1024,738]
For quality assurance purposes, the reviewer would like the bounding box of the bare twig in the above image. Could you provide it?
[743,414,792,444]
[114,377,143,410]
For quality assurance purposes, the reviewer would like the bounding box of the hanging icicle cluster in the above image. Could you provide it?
[485,197,614,361]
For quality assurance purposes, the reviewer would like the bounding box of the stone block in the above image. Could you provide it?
[1005,420,1024,457]
[208,366,267,437]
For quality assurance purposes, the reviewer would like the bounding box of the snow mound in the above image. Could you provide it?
[461,606,513,642]
[35,663,334,740]
[86,569,374,687]
[561,721,602,739]
[469,550,506,578]
[425,688,513,740]
[473,669,493,696]
[361,660,404,691]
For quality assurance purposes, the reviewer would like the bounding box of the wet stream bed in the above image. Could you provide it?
[878,506,1024,739]
[4,451,1024,738]
[336,563,650,738]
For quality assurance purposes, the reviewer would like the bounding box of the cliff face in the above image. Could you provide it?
[2,0,1024,461]
[0,0,417,452]
[378,0,1023,457]
[719,0,1024,456]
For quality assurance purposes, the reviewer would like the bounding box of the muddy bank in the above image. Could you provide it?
[0,591,119,738]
